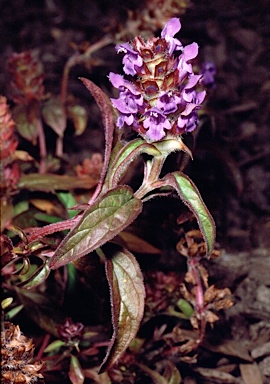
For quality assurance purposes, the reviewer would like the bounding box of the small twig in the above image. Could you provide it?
[61,35,113,105]
[55,136,63,158]
[34,333,51,362]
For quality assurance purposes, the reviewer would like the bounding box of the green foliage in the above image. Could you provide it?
[50,186,143,268]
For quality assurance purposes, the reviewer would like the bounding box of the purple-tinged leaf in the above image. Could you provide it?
[80,78,115,202]
[42,96,67,137]
[50,186,142,269]
[69,355,85,384]
[44,339,66,353]
[0,234,16,267]
[108,138,161,188]
[163,172,215,257]
[100,246,145,372]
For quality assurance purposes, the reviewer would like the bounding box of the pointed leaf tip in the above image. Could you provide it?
[164,172,216,256]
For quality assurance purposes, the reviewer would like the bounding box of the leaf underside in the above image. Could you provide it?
[100,245,145,372]
[80,77,115,202]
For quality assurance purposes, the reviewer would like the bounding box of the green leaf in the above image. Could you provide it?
[34,212,62,224]
[164,172,215,256]
[67,104,88,136]
[69,355,85,384]
[18,173,97,192]
[50,186,142,269]
[13,104,40,144]
[99,245,145,372]
[44,340,66,353]
[42,96,66,137]
[57,192,80,218]
[5,304,24,320]
[108,138,161,188]
[175,298,194,318]
[17,259,51,289]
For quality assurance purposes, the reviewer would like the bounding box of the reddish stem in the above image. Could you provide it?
[26,216,81,243]
[34,333,51,362]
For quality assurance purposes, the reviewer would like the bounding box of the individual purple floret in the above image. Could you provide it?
[109,73,144,115]
[115,43,144,76]
[156,91,182,114]
[161,17,182,55]
[177,90,206,133]
[143,108,172,141]
[177,42,199,81]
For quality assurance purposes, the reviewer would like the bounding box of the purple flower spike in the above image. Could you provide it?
[161,18,182,55]
[115,43,143,75]
[156,91,181,114]
[143,108,172,141]
[110,18,207,141]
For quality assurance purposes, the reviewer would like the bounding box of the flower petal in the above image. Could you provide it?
[183,42,198,61]
[161,18,181,38]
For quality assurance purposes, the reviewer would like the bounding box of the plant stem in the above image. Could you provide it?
[134,155,167,199]
[37,117,47,174]
[25,216,81,243]
[61,35,113,105]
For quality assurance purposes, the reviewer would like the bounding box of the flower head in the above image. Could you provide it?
[110,18,207,142]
